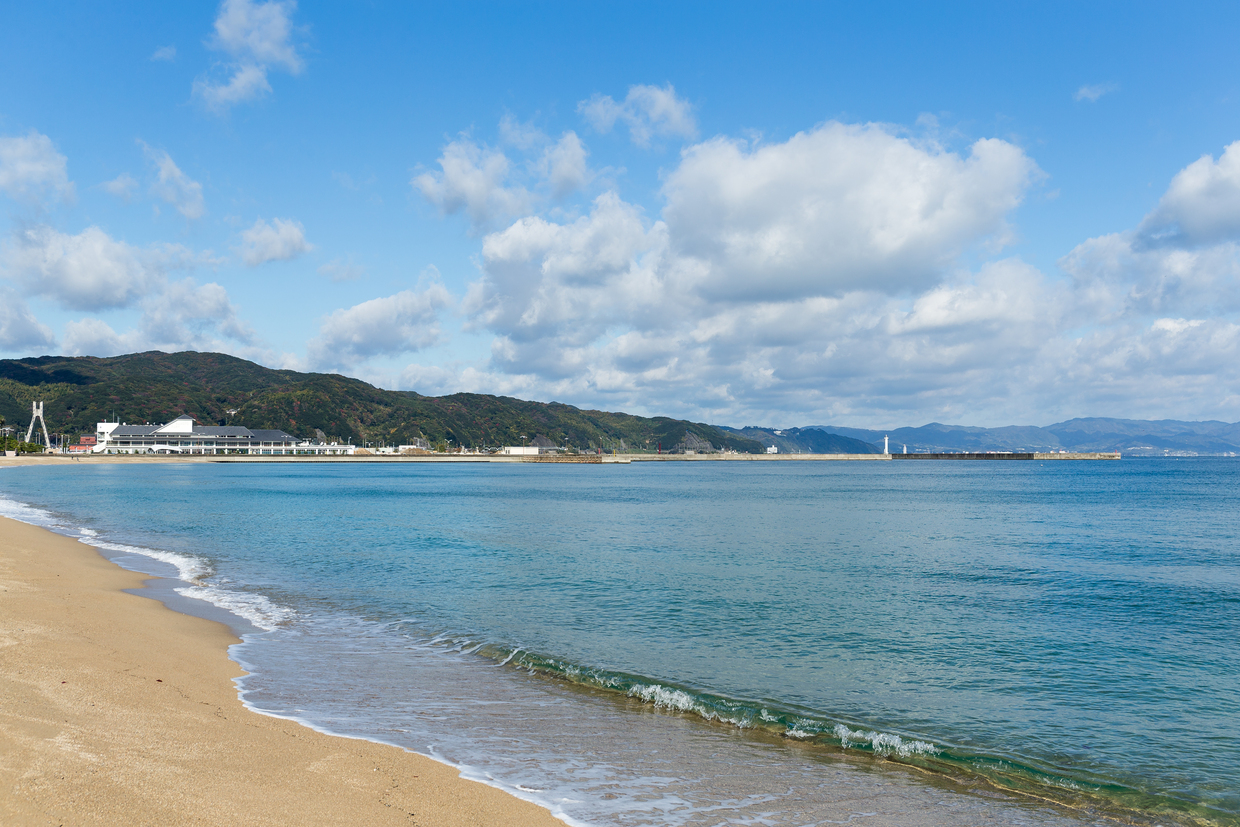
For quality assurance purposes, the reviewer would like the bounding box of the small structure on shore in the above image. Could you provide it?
[94,415,354,456]
[25,402,51,450]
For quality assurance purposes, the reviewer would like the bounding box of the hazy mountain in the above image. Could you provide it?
[719,426,882,454]
[810,419,1240,455]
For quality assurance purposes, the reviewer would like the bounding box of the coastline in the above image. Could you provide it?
[0,515,564,826]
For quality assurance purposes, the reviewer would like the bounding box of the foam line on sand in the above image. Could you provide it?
[0,516,564,826]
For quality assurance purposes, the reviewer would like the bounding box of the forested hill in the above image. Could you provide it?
[0,352,764,453]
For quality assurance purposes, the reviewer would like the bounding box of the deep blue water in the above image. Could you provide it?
[1,458,1236,826]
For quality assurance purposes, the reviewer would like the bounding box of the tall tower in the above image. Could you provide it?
[25,401,52,450]
[884,435,889,455]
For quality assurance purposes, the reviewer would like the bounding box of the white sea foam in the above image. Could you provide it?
[626,683,753,728]
[0,491,291,634]
[86,539,211,582]
[0,494,60,529]
[833,723,939,758]
[629,683,705,714]
[174,586,293,632]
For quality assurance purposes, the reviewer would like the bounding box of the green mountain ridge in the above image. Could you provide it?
[0,352,765,454]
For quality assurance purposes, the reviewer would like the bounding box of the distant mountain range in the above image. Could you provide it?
[1,351,1235,456]
[803,420,1240,456]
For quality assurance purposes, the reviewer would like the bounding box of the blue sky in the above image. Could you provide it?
[2,1,1240,427]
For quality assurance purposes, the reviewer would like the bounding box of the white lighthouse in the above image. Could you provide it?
[884,435,889,455]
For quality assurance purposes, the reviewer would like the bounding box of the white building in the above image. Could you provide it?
[95,415,354,456]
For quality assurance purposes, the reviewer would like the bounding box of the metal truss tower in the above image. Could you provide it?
[25,401,52,450]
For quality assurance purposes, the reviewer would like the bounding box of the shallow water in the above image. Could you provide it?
[1,459,1235,825]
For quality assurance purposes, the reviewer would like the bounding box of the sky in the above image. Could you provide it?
[2,1,1240,428]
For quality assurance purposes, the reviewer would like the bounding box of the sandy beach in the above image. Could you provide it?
[0,515,563,826]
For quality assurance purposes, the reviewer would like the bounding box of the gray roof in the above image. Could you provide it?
[249,429,297,442]
[107,423,296,441]
[110,425,158,437]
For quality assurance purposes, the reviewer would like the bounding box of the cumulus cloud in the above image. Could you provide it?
[4,225,200,311]
[0,130,73,205]
[0,287,56,352]
[142,143,205,219]
[62,278,255,357]
[430,122,1240,424]
[663,123,1039,299]
[452,119,1047,419]
[238,217,311,265]
[195,0,303,112]
[579,84,697,147]
[1138,141,1240,247]
[1060,141,1240,326]
[414,137,531,232]
[308,279,452,368]
[538,131,590,198]
[1075,83,1118,103]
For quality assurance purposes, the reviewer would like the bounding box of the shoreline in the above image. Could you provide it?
[0,450,1121,467]
[0,515,565,826]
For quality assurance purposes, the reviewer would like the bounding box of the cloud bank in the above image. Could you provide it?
[401,123,1240,426]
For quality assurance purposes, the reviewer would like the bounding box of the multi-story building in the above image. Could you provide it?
[95,415,354,456]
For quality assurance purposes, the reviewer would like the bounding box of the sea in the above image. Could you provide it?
[0,458,1235,827]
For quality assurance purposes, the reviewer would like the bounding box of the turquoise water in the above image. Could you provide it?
[1,459,1236,825]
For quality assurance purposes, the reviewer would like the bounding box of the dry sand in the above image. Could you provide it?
[0,516,564,826]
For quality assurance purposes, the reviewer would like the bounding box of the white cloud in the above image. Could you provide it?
[1061,232,1240,320]
[194,63,273,111]
[101,173,138,201]
[0,130,73,205]
[579,84,697,147]
[151,45,177,61]
[61,317,129,356]
[1138,141,1240,246]
[142,143,205,219]
[405,115,1240,425]
[1061,141,1240,323]
[539,131,590,198]
[663,123,1039,300]
[211,0,303,72]
[238,217,311,265]
[4,225,199,311]
[63,279,254,357]
[433,122,1240,424]
[413,137,531,232]
[0,287,56,352]
[195,0,303,112]
[1075,83,1118,103]
[499,114,545,150]
[318,257,364,281]
[457,122,1042,414]
[308,279,453,368]
[469,192,664,349]
[141,278,255,348]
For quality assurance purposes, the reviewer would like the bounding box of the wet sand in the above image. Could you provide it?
[0,516,564,826]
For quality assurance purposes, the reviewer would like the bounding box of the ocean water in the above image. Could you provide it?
[0,459,1236,826]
